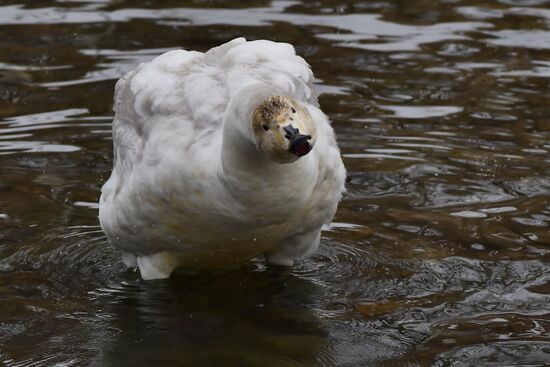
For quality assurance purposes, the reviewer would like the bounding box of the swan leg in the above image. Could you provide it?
[264,253,294,267]
[264,230,321,267]
[136,252,179,280]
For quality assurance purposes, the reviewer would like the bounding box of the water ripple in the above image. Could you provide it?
[1,0,550,365]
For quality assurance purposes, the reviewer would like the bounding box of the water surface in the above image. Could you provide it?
[1,0,550,366]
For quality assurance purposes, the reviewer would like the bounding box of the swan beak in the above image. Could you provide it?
[290,135,312,157]
[283,125,312,157]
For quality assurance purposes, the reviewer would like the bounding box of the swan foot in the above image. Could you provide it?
[135,252,179,280]
[264,230,321,267]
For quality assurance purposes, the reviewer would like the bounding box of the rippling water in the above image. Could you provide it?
[1,0,549,366]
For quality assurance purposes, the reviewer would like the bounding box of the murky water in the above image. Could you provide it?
[1,0,549,365]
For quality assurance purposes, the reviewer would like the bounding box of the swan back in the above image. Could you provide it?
[107,38,316,182]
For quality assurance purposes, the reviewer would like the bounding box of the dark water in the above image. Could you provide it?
[1,0,550,365]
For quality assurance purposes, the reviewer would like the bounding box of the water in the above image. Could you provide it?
[1,0,549,365]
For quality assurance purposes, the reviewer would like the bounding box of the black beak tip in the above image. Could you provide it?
[289,135,312,157]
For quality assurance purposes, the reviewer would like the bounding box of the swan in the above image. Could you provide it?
[98,38,346,280]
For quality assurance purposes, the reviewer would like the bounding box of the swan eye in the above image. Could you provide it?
[262,124,269,131]
[291,107,296,113]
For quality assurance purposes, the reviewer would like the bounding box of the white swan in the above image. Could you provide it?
[99,38,346,280]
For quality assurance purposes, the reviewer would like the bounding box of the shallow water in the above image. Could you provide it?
[1,0,549,366]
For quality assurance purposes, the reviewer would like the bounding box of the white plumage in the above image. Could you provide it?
[99,38,346,280]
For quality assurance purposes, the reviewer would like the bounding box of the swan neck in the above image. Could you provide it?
[220,116,308,186]
[219,84,310,186]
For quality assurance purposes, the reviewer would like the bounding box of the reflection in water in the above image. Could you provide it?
[1,0,550,366]
[93,270,328,366]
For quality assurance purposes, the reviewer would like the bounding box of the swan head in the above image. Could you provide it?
[252,96,317,163]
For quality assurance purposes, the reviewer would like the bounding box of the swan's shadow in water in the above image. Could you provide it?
[91,265,331,366]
